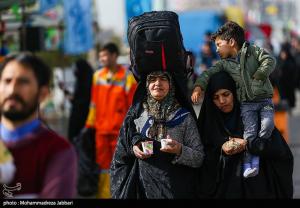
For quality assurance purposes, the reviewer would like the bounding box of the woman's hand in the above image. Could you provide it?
[222,137,247,155]
[160,135,182,156]
[133,142,152,160]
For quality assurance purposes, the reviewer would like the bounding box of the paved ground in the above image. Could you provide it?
[289,90,300,198]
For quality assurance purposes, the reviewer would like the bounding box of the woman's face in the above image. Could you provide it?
[212,89,234,113]
[148,76,170,101]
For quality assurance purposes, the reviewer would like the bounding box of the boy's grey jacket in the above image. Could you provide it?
[194,42,276,102]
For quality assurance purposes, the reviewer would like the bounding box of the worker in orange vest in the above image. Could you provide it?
[85,43,137,198]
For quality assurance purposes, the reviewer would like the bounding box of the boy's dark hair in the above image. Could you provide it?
[0,52,52,87]
[101,42,119,56]
[211,21,245,49]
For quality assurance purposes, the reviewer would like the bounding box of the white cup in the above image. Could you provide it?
[161,138,172,149]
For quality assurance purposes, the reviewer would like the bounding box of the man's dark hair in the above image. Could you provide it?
[101,42,119,56]
[0,52,52,87]
[211,21,245,49]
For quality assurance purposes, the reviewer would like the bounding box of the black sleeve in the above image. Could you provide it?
[249,128,294,198]
[247,128,292,160]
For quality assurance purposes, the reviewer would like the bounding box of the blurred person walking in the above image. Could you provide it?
[58,59,95,197]
[203,31,218,59]
[0,40,9,57]
[59,59,94,142]
[199,42,218,71]
[85,43,137,198]
[276,44,297,111]
[0,52,77,198]
[199,31,218,72]
[291,36,300,90]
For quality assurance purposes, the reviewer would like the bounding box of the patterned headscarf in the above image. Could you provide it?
[143,71,180,140]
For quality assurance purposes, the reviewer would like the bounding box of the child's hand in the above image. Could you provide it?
[191,86,202,104]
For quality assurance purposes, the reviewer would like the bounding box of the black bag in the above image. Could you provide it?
[73,127,99,196]
[127,11,194,81]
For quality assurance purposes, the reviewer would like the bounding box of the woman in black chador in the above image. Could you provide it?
[197,71,293,198]
[110,70,204,199]
[66,59,94,142]
[276,44,297,110]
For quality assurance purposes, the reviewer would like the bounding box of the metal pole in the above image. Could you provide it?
[20,0,26,51]
[58,22,67,118]
[0,12,3,44]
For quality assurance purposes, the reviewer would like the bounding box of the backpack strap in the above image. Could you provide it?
[161,43,167,71]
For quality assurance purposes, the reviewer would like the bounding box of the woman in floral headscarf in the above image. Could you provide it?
[110,70,204,199]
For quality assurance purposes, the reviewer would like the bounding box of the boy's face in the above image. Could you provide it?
[214,37,235,59]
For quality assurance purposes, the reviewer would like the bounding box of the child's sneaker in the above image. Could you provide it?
[243,167,258,178]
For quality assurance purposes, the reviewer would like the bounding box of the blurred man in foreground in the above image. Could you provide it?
[0,52,77,198]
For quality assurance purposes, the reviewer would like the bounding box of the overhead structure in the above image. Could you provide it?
[0,0,36,11]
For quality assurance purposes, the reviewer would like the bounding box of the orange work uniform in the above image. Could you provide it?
[85,65,136,198]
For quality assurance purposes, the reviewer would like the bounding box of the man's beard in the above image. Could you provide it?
[1,95,39,122]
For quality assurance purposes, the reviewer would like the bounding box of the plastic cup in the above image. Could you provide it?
[142,141,153,155]
[161,138,172,149]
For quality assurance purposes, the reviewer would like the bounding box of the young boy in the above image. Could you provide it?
[191,21,276,178]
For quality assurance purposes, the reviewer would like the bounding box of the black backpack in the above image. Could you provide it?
[127,11,194,81]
